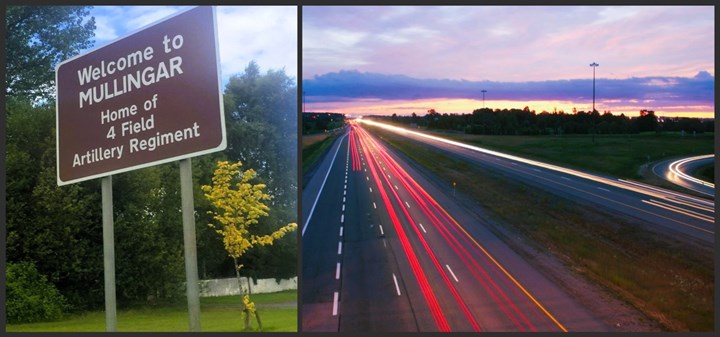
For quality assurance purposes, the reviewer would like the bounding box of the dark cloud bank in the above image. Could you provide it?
[304,70,714,109]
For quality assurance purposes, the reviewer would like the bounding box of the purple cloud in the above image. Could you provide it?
[303,70,714,109]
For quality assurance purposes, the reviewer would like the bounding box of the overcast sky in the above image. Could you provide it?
[303,6,714,117]
[89,5,297,87]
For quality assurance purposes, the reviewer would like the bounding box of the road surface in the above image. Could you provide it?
[301,123,607,332]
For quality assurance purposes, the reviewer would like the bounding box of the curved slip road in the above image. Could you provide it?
[652,154,714,197]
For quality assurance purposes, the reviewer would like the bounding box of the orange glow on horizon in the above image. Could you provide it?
[307,98,714,119]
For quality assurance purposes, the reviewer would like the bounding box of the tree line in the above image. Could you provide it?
[376,107,713,135]
[5,6,297,320]
[302,112,345,134]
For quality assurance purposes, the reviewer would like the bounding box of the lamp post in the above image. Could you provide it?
[590,62,599,142]
[590,62,598,114]
[481,90,487,109]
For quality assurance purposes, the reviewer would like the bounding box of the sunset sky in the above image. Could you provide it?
[303,6,714,118]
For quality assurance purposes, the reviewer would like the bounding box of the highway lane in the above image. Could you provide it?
[358,119,715,244]
[302,123,607,331]
[652,154,714,197]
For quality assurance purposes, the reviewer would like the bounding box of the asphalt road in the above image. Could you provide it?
[359,119,715,245]
[301,123,607,332]
[652,154,714,197]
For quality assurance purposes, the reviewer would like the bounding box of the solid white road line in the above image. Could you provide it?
[418,223,427,233]
[392,273,401,296]
[336,263,341,280]
[302,133,348,237]
[332,292,339,316]
[446,264,459,282]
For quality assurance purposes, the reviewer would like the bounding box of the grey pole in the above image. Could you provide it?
[180,158,201,331]
[590,62,599,114]
[101,176,117,332]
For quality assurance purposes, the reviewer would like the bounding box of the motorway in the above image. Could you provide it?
[301,124,607,332]
[358,119,715,245]
[652,154,714,197]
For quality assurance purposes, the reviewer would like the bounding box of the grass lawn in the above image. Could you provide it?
[302,132,339,178]
[369,125,714,331]
[5,290,297,332]
[421,130,714,180]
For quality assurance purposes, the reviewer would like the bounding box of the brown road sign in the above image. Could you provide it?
[56,6,226,185]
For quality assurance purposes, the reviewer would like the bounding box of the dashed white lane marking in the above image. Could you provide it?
[561,177,571,181]
[446,264,459,282]
[392,273,401,296]
[366,176,369,181]
[597,187,610,192]
[418,223,427,233]
[342,204,345,212]
[364,168,367,172]
[344,184,347,189]
[369,187,373,193]
[302,133,348,237]
[339,226,343,237]
[343,197,346,203]
[532,168,541,172]
[405,201,410,208]
[373,202,377,209]
[344,190,346,196]
[341,214,344,223]
[332,292,339,316]
[379,225,384,236]
[511,162,518,166]
[394,185,399,190]
[383,239,387,248]
[338,242,342,255]
[336,263,341,280]
[388,174,391,178]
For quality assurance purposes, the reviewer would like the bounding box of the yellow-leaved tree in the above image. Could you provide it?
[201,160,297,331]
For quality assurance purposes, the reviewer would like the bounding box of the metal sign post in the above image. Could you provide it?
[101,176,117,331]
[180,158,201,331]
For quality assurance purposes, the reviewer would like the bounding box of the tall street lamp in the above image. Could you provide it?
[481,90,487,109]
[590,62,599,142]
[590,62,599,114]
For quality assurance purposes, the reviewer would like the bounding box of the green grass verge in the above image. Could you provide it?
[694,164,714,183]
[370,126,714,331]
[302,133,339,178]
[421,130,714,180]
[6,291,297,332]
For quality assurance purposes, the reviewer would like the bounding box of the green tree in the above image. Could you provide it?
[6,6,95,102]
[202,161,297,331]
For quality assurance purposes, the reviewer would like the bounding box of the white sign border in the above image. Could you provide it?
[55,6,226,186]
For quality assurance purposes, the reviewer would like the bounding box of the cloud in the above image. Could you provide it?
[303,70,714,109]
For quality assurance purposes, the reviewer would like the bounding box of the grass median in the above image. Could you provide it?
[369,126,713,331]
[302,132,340,180]
[421,130,714,181]
[5,290,297,332]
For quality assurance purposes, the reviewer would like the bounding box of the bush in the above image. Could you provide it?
[6,261,68,323]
